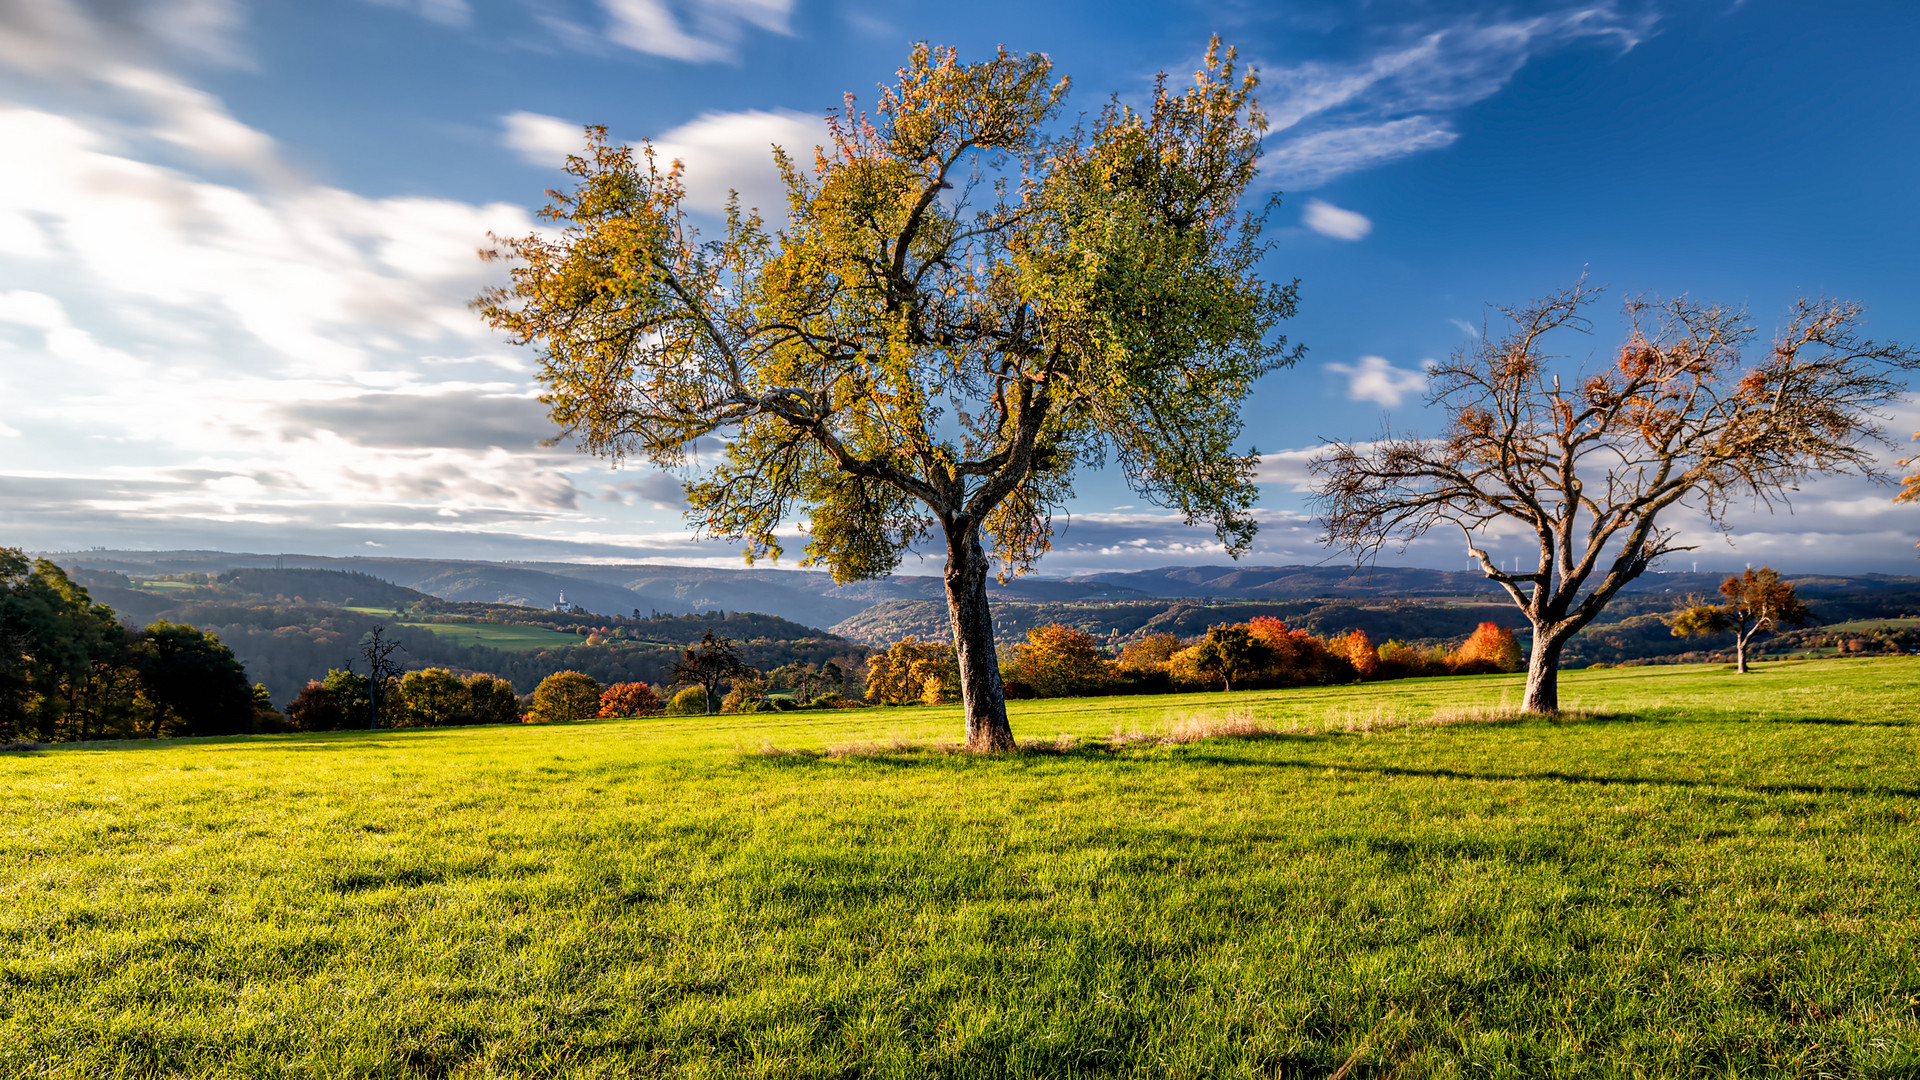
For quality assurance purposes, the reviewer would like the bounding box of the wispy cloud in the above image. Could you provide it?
[1448,317,1481,338]
[1324,355,1435,408]
[1256,2,1659,190]
[362,0,472,27]
[595,0,794,63]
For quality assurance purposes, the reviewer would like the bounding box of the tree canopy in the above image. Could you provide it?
[477,39,1297,750]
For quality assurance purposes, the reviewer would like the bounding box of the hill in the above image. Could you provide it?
[46,551,1920,677]
[51,565,870,705]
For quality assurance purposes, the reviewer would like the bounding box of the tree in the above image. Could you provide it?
[356,625,405,729]
[1188,624,1269,692]
[476,41,1297,751]
[135,621,256,737]
[599,681,663,717]
[670,630,758,716]
[1671,567,1814,673]
[1314,281,1915,713]
[1001,624,1111,698]
[863,636,958,705]
[529,671,602,723]
[396,668,465,727]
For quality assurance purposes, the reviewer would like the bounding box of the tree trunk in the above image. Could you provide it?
[1522,626,1566,714]
[1734,632,1750,674]
[944,523,1014,752]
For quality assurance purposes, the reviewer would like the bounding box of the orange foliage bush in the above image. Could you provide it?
[598,681,663,718]
[1448,622,1524,674]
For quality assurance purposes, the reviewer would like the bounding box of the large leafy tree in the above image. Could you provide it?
[1313,282,1914,713]
[477,41,1297,750]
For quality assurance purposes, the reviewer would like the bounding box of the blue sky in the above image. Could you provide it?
[0,0,1916,574]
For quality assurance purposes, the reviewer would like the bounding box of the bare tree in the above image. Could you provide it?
[357,625,405,729]
[670,630,757,716]
[1671,567,1815,673]
[1313,280,1914,712]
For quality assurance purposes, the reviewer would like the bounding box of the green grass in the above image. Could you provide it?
[393,620,583,651]
[3,659,1919,1077]
[339,608,584,650]
[1821,616,1920,633]
[131,579,201,593]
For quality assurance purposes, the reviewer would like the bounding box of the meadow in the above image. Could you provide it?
[1,659,1916,1077]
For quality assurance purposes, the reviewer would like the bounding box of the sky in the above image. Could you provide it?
[0,0,1916,576]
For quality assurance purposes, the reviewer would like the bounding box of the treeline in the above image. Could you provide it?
[283,668,521,731]
[0,551,278,742]
[864,617,1524,704]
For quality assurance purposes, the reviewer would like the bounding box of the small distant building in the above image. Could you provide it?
[552,591,582,614]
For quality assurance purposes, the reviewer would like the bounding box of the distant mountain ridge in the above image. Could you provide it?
[43,550,1920,633]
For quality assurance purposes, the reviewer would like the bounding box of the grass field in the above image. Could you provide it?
[2,659,1917,1077]
[395,620,584,651]
[1821,617,1920,633]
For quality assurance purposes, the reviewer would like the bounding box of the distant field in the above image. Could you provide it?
[395,620,583,651]
[129,579,200,593]
[1821,616,1920,633]
[2,659,1917,1076]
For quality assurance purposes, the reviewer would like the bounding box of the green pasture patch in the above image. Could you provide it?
[395,621,583,651]
[130,579,200,593]
[2,659,1918,1077]
[1822,616,1920,633]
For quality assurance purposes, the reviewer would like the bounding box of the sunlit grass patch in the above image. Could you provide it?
[2,657,1918,1077]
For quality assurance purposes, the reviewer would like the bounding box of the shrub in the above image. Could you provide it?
[527,671,602,723]
[463,674,521,724]
[1115,632,1182,672]
[598,681,663,718]
[1330,628,1379,680]
[663,687,708,715]
[1376,639,1449,679]
[284,681,347,732]
[721,679,766,714]
[1449,622,1524,675]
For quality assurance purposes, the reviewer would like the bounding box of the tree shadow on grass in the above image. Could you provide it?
[743,721,1920,800]
[1173,754,1920,801]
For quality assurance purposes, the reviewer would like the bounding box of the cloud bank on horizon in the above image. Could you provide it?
[0,0,1915,575]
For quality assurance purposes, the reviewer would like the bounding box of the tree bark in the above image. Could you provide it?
[944,522,1014,752]
[1734,631,1750,674]
[1522,626,1566,714]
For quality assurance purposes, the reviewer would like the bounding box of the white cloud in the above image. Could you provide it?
[1301,198,1373,240]
[0,106,534,369]
[1325,355,1435,408]
[652,108,828,215]
[497,108,825,216]
[598,0,793,62]
[1448,317,1480,338]
[500,111,585,169]
[1255,3,1658,190]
